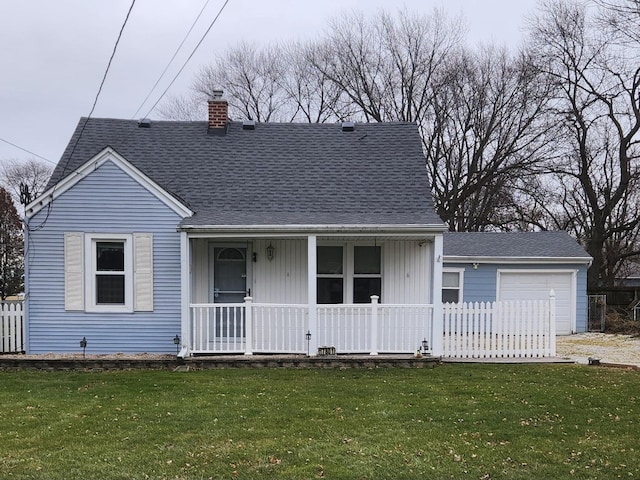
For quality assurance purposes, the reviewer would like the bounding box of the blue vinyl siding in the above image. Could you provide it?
[25,160,184,354]
[444,262,589,333]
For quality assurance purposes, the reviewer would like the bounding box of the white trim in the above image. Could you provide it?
[26,147,193,219]
[444,255,592,265]
[180,224,446,235]
[496,268,578,334]
[442,267,465,304]
[85,233,133,313]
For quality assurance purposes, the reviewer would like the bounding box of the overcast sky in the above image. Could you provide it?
[0,0,538,165]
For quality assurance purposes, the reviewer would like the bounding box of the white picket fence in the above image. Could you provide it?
[443,295,556,358]
[1,302,25,354]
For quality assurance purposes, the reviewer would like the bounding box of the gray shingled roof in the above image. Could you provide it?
[443,231,591,259]
[48,118,444,228]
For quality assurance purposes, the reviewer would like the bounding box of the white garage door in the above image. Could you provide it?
[498,271,574,335]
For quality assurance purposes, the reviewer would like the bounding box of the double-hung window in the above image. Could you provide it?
[87,234,133,312]
[353,246,381,303]
[64,232,153,313]
[317,244,382,304]
[317,246,344,304]
[442,268,464,304]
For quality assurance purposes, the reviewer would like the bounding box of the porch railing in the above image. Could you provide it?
[189,298,434,355]
[189,294,555,358]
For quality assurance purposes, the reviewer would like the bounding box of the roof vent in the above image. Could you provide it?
[341,121,355,132]
[242,119,256,130]
[138,118,151,128]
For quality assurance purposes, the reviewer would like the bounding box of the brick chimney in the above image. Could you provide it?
[208,90,228,130]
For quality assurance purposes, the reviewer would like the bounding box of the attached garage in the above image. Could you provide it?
[497,270,575,335]
[443,231,592,334]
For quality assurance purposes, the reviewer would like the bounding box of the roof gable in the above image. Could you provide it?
[47,119,444,228]
[27,147,193,219]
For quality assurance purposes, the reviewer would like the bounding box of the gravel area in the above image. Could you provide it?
[556,333,640,367]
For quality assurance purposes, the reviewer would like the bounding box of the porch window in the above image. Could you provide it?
[442,269,464,304]
[317,244,382,304]
[353,246,381,303]
[317,246,344,303]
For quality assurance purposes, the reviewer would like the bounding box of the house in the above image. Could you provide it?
[442,231,592,335]
[24,94,447,356]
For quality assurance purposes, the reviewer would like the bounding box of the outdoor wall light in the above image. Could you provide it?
[266,243,275,261]
[173,334,181,356]
[80,337,87,358]
[472,263,479,270]
[421,338,429,354]
[305,330,312,356]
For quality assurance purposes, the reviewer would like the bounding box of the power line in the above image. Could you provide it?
[131,0,212,120]
[0,137,56,164]
[58,0,137,179]
[28,0,137,234]
[139,0,230,120]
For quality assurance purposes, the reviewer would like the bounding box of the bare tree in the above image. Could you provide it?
[1,158,53,215]
[423,46,555,231]
[309,8,463,122]
[0,187,23,299]
[527,0,640,288]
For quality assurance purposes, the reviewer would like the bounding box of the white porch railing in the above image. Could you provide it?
[190,303,247,354]
[188,294,555,358]
[189,298,434,355]
[1,301,25,354]
[442,294,556,358]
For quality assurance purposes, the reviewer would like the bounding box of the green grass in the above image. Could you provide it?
[0,364,638,479]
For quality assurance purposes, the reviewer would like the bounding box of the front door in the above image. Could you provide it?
[211,247,247,303]
[209,246,248,341]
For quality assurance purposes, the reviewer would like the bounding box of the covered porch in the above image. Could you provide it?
[178,228,444,357]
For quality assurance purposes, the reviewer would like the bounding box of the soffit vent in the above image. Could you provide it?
[138,118,152,128]
[341,121,355,132]
[242,119,256,130]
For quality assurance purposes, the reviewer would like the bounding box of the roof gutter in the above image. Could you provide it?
[444,255,593,266]
[179,223,447,236]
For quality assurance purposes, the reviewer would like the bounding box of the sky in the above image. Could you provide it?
[0,0,538,166]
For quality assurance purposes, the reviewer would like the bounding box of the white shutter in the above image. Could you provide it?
[134,233,153,311]
[64,233,84,311]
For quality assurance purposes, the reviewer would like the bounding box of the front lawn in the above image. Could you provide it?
[0,364,638,479]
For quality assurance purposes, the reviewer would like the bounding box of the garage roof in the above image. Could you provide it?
[443,231,592,261]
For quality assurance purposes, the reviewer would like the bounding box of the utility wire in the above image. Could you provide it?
[138,0,230,120]
[0,137,56,164]
[28,0,137,235]
[131,0,212,120]
[58,0,137,179]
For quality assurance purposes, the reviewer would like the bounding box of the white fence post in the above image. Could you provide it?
[244,296,253,355]
[370,295,379,355]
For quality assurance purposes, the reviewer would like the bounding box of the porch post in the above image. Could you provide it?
[307,235,318,356]
[370,295,379,355]
[549,289,556,357]
[179,231,191,358]
[244,296,253,355]
[431,233,444,356]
